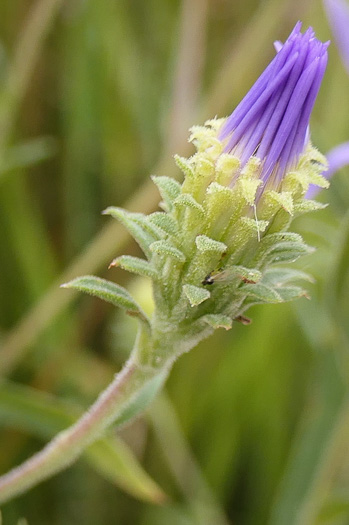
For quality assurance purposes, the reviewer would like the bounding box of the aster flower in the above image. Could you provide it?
[0,23,331,504]
[71,23,330,338]
[64,23,330,354]
[220,22,328,191]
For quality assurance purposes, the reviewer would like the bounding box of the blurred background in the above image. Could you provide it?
[1,0,349,523]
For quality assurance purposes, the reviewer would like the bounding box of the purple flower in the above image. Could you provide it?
[219,22,328,190]
[324,0,349,74]
[312,0,349,198]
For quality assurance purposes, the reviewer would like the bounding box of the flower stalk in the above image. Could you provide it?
[0,327,170,504]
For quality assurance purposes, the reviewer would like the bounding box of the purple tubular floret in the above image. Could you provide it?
[219,23,328,189]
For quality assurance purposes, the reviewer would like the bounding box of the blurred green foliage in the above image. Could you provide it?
[1,0,349,523]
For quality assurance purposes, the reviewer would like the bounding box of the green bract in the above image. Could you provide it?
[64,120,329,365]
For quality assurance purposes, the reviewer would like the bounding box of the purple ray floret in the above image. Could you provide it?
[219,23,329,188]
[324,0,349,75]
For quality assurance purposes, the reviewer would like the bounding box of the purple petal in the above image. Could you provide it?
[219,23,328,189]
[274,40,283,53]
[324,0,349,75]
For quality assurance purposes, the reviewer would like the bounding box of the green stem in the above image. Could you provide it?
[0,346,170,504]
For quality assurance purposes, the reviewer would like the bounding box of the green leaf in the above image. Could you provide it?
[306,170,330,189]
[133,215,165,239]
[201,314,232,330]
[150,241,186,262]
[275,285,309,302]
[258,232,304,252]
[239,177,262,205]
[293,200,328,214]
[62,276,148,321]
[173,193,204,215]
[267,241,314,264]
[263,268,314,286]
[237,216,269,237]
[195,235,227,254]
[267,190,294,215]
[269,354,345,525]
[239,282,282,303]
[183,284,210,306]
[0,381,166,503]
[151,176,181,212]
[148,212,178,236]
[109,255,158,280]
[103,207,158,258]
[174,154,194,179]
[253,232,313,266]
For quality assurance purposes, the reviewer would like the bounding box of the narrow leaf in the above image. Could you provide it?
[275,285,310,302]
[238,177,262,205]
[195,235,227,254]
[293,200,328,214]
[239,282,282,303]
[263,268,314,286]
[173,193,204,214]
[109,255,158,280]
[174,154,194,178]
[103,207,158,258]
[267,241,314,264]
[258,232,304,252]
[151,176,181,212]
[150,241,186,262]
[62,276,148,321]
[148,212,178,235]
[267,190,294,215]
[253,232,312,266]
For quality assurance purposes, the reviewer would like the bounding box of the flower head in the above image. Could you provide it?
[67,22,332,369]
[220,22,329,190]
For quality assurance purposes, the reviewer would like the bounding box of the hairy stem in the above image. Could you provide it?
[0,349,169,504]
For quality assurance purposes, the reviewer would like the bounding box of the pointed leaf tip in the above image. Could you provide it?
[110,256,158,280]
[201,314,232,330]
[151,176,181,212]
[183,284,210,306]
[195,235,227,254]
[103,207,159,258]
[150,241,186,262]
